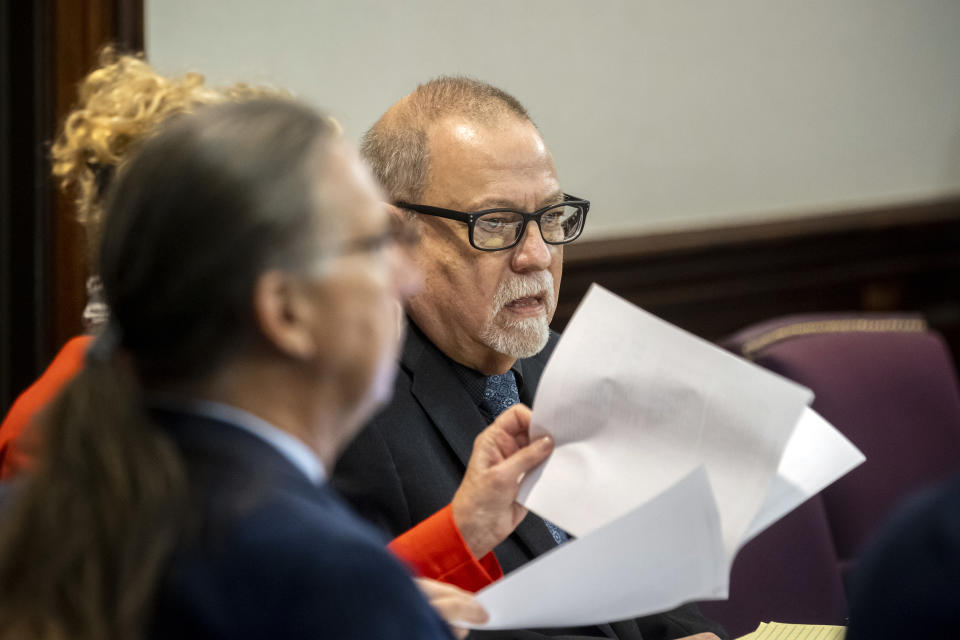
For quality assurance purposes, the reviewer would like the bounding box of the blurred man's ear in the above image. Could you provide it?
[252,270,321,360]
[390,202,422,225]
[387,203,406,221]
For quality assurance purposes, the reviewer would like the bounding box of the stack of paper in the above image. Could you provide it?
[467,284,865,630]
[737,622,846,640]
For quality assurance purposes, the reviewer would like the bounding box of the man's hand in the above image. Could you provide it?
[451,404,554,558]
[676,634,721,640]
[415,578,487,639]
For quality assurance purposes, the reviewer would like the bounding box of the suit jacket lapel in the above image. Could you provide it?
[404,326,562,558]
[403,327,486,469]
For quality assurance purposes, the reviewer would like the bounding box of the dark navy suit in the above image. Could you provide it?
[149,409,451,639]
[333,324,727,640]
[846,474,960,640]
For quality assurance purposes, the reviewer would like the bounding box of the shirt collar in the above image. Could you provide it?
[147,394,326,485]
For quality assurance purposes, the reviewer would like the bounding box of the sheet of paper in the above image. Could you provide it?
[519,284,813,556]
[742,407,866,544]
[740,622,845,640]
[466,468,728,630]
[466,285,865,631]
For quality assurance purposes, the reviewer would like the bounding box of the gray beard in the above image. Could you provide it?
[479,271,555,359]
[480,315,551,359]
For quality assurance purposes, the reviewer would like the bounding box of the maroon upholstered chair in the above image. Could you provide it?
[722,313,960,587]
[699,495,847,637]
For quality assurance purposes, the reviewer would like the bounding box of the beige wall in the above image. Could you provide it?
[147,0,960,239]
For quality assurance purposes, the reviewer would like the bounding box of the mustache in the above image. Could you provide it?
[492,271,555,313]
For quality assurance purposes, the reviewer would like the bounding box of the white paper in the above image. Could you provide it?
[741,406,865,544]
[519,284,812,556]
[468,468,727,630]
[466,285,865,631]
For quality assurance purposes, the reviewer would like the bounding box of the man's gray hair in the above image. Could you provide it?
[360,76,532,203]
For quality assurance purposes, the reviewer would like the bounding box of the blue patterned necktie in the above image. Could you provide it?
[481,371,569,546]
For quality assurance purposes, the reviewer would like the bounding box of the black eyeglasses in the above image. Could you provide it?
[395,194,589,252]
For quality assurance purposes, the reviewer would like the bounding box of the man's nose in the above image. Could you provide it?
[510,221,553,272]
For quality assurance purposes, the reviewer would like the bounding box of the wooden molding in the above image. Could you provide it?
[565,197,960,263]
[554,196,960,366]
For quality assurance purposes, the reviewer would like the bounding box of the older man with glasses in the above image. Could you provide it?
[332,76,726,640]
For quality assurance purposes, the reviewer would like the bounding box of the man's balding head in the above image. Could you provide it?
[361,76,532,203]
[362,77,568,375]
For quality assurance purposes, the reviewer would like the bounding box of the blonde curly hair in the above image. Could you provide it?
[51,47,289,231]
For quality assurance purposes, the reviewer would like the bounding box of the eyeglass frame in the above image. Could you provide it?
[394,193,590,252]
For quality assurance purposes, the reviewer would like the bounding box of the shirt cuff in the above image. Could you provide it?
[388,503,504,592]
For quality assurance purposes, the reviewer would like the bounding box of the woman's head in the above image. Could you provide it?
[51,48,285,249]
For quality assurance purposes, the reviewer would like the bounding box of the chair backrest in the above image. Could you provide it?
[699,495,847,638]
[723,313,960,584]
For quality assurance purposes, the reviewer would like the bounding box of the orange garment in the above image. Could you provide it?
[0,334,502,591]
[0,335,93,479]
[389,503,503,591]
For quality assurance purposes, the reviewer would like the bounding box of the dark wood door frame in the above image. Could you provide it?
[1,0,143,412]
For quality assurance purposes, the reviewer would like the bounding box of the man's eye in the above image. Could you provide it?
[478,217,509,231]
[542,212,562,225]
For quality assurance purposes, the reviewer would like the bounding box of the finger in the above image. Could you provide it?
[490,404,532,437]
[434,594,488,624]
[416,579,489,627]
[414,577,442,597]
[496,434,553,481]
[488,404,535,452]
[415,578,483,611]
[475,404,533,460]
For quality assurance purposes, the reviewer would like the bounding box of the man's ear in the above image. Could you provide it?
[389,203,413,225]
[252,270,320,360]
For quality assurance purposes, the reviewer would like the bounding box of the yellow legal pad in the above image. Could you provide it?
[736,622,846,640]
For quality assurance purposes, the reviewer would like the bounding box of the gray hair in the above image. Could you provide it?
[101,98,340,382]
[360,76,532,202]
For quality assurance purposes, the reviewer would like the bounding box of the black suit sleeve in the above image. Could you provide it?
[332,418,415,537]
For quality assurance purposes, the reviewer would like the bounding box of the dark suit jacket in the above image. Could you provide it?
[846,473,960,640]
[333,324,727,640]
[149,409,452,640]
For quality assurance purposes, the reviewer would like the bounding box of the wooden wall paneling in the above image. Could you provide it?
[49,0,145,355]
[1,0,55,412]
[1,1,11,411]
[554,198,960,366]
[0,0,143,412]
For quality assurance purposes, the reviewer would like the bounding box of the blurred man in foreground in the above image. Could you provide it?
[0,99,489,639]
